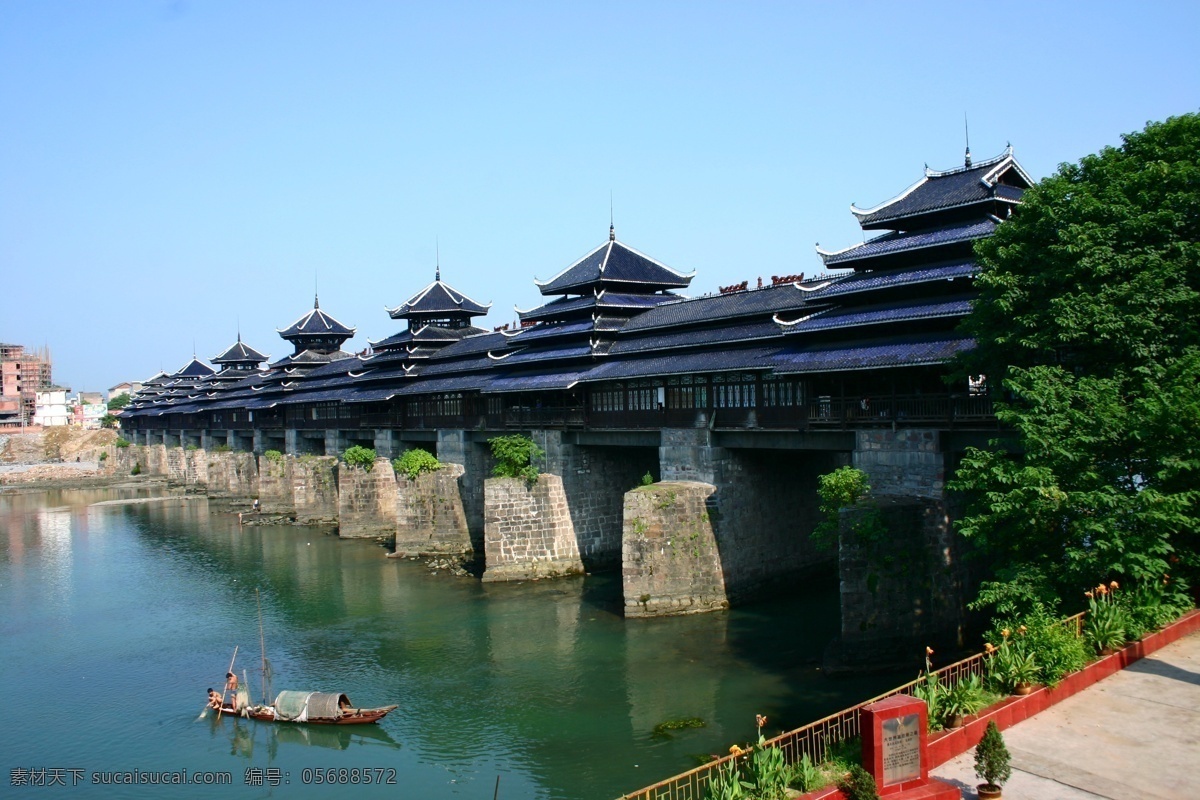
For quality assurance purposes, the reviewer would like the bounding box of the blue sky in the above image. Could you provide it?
[2,1,1197,394]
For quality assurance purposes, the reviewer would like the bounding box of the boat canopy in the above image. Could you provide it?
[273,691,350,722]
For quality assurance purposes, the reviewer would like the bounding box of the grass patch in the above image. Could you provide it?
[651,717,706,739]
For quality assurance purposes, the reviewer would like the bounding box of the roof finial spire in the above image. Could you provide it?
[609,191,615,241]
[964,113,972,168]
[237,316,241,343]
[435,237,441,282]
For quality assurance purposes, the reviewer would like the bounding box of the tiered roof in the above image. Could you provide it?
[386,270,490,321]
[173,357,216,379]
[277,296,355,352]
[212,336,269,371]
[271,295,356,369]
[531,227,693,296]
[849,146,1031,230]
[371,270,490,360]
[776,147,1030,369]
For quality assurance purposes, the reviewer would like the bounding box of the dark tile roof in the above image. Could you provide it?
[388,373,489,396]
[369,324,482,352]
[610,320,784,355]
[504,319,595,343]
[535,238,693,295]
[483,370,589,392]
[818,261,977,298]
[268,349,354,369]
[518,291,679,321]
[770,334,975,374]
[779,297,973,335]
[818,219,996,267]
[583,346,777,382]
[851,150,1030,229]
[410,349,499,376]
[173,358,216,378]
[212,338,269,365]
[497,344,594,365]
[273,387,362,406]
[427,331,510,359]
[387,278,490,318]
[278,297,356,338]
[620,283,819,332]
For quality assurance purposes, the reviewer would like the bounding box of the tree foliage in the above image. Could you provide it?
[489,435,543,485]
[107,393,131,411]
[812,465,874,549]
[393,448,442,480]
[342,445,377,471]
[952,114,1200,598]
[973,720,1011,790]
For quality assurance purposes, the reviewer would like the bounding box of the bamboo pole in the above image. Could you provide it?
[217,645,238,720]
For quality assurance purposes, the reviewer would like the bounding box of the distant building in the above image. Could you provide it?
[0,394,21,429]
[75,391,107,429]
[34,387,72,427]
[108,380,143,400]
[0,342,52,429]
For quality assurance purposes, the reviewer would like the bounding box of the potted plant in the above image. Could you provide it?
[974,720,1011,798]
[985,636,1040,695]
[941,674,986,728]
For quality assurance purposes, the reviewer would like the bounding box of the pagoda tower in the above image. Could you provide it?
[272,295,356,370]
[211,335,269,374]
[369,268,491,364]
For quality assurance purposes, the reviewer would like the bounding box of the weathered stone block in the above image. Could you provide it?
[482,474,583,582]
[337,457,399,539]
[621,481,728,618]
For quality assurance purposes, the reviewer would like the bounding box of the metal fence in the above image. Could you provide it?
[619,611,1090,800]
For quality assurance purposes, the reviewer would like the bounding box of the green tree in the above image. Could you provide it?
[812,465,876,550]
[952,114,1200,598]
[342,445,377,471]
[393,448,442,480]
[489,435,543,485]
[107,393,131,411]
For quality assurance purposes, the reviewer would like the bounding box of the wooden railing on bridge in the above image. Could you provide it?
[127,393,995,435]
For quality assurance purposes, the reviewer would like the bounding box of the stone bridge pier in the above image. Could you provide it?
[622,428,841,617]
[825,429,972,671]
[532,430,658,571]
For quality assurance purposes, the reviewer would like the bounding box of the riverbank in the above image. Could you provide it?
[0,468,167,493]
[0,427,124,488]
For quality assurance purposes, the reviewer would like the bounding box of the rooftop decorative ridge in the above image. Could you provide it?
[849,146,1024,220]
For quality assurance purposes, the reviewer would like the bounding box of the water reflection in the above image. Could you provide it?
[0,487,909,800]
[209,715,402,756]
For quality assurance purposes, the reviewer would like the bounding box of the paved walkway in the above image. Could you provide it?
[932,631,1200,800]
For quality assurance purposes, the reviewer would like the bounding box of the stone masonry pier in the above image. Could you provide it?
[393,463,472,557]
[482,474,584,582]
[622,481,727,618]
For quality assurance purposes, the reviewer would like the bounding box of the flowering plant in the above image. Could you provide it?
[984,629,1040,692]
[1084,581,1129,653]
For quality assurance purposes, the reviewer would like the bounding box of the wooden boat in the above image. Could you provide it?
[209,590,398,726]
[238,691,398,725]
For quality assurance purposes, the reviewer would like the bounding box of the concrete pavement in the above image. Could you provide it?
[931,631,1200,800]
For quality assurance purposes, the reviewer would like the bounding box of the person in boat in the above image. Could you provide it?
[225,672,239,693]
[207,688,223,710]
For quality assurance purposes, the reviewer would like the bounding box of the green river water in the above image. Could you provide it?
[0,486,907,799]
